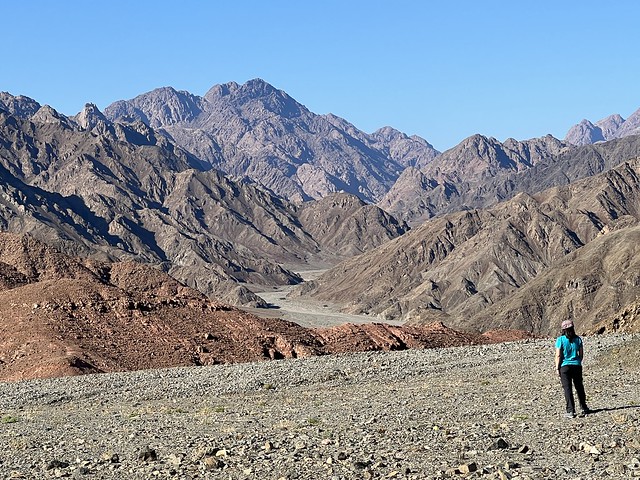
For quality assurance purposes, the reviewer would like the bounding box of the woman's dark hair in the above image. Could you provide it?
[562,326,576,339]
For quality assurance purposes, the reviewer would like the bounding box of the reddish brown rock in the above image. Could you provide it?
[0,233,534,382]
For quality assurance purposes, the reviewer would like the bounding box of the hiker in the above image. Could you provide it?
[555,320,591,418]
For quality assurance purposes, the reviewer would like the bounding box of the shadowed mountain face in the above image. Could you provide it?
[104,79,439,203]
[565,109,640,146]
[294,159,640,335]
[0,97,407,305]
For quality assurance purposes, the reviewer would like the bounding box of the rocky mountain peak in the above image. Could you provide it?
[564,119,604,146]
[565,108,640,145]
[207,78,307,118]
[104,86,202,128]
[0,92,41,119]
[614,107,640,138]
[75,103,109,131]
[31,104,73,129]
[203,81,240,100]
[104,80,419,203]
[381,133,571,224]
[596,113,625,140]
[240,78,279,97]
[372,126,406,141]
[369,126,440,170]
[433,133,565,174]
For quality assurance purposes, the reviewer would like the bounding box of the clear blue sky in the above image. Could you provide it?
[3,0,639,151]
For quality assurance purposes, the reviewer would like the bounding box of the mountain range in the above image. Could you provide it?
[0,92,407,306]
[103,79,439,204]
[2,78,640,375]
[295,158,640,335]
[380,133,640,225]
[564,108,640,146]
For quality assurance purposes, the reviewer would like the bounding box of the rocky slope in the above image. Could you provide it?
[1,335,638,479]
[468,225,640,335]
[0,232,534,382]
[0,97,407,304]
[104,79,439,203]
[294,159,640,335]
[565,108,640,145]
[296,193,408,259]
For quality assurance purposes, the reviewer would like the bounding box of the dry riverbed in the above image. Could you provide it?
[246,270,403,328]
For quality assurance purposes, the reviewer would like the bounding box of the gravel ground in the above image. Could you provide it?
[0,335,639,479]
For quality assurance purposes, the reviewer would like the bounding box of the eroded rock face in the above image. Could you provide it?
[297,159,640,335]
[104,79,439,203]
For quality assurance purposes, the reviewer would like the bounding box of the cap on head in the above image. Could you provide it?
[561,320,574,330]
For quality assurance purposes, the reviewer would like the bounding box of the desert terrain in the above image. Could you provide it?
[0,334,638,479]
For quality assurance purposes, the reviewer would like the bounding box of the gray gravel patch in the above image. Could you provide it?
[1,335,639,479]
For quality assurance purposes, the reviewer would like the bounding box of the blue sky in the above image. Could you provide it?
[3,0,639,151]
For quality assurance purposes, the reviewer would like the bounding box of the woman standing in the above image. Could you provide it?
[555,320,591,418]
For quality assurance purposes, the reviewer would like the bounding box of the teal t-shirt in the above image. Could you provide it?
[555,335,583,366]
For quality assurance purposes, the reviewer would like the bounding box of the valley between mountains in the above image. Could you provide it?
[1,80,640,383]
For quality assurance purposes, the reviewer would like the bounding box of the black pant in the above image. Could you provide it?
[560,365,588,413]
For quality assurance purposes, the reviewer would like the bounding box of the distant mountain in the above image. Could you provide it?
[0,92,41,118]
[565,109,640,145]
[297,193,408,259]
[294,159,640,335]
[369,126,440,169]
[104,79,439,203]
[379,134,570,224]
[0,95,407,305]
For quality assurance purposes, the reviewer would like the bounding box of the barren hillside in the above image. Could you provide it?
[295,159,640,335]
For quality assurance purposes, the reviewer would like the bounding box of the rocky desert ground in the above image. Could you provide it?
[1,334,639,479]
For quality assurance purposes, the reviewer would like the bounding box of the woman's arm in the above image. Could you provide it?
[555,347,562,375]
[579,344,584,361]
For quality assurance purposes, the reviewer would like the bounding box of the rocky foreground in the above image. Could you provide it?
[1,335,639,479]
